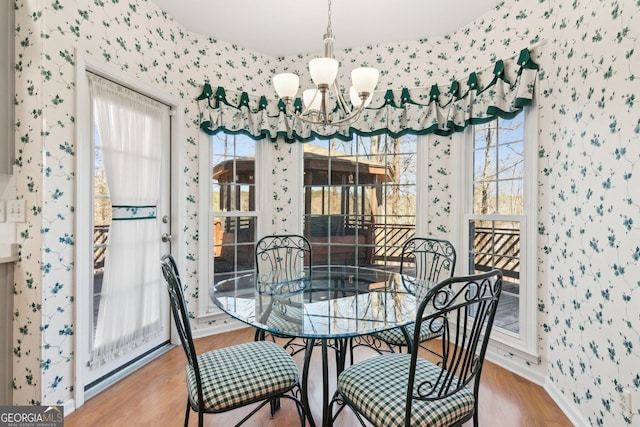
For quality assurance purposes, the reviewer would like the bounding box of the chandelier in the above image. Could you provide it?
[272,0,380,127]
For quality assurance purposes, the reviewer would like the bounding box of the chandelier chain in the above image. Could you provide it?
[327,0,332,34]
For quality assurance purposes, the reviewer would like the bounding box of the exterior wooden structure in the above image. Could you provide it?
[212,145,392,266]
[212,158,256,267]
[302,144,391,264]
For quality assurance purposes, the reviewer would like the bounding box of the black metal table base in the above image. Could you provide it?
[302,338,349,427]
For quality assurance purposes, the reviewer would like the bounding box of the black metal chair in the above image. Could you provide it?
[254,234,312,353]
[255,234,312,286]
[160,254,305,427]
[331,269,503,427]
[353,237,456,355]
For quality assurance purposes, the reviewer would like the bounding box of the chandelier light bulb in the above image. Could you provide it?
[309,58,339,87]
[303,89,322,111]
[351,67,379,96]
[273,73,300,99]
[349,86,373,109]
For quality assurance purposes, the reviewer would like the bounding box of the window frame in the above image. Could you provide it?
[454,106,539,362]
[301,134,421,269]
[199,133,261,318]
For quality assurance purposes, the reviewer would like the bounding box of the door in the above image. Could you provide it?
[84,73,171,389]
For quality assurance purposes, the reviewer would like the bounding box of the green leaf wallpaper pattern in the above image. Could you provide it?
[10,0,639,424]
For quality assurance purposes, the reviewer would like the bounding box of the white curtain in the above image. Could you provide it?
[88,73,169,367]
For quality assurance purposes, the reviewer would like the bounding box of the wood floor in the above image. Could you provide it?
[65,327,573,427]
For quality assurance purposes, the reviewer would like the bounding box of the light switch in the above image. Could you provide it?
[0,200,5,222]
[7,199,26,223]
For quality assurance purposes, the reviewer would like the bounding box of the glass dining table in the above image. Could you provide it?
[210,265,422,427]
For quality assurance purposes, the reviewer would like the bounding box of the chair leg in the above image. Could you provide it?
[184,400,190,427]
[295,395,306,427]
[270,398,281,417]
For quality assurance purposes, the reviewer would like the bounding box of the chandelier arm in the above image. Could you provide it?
[281,99,364,127]
[283,101,328,126]
[283,107,293,139]
[326,102,365,126]
[332,82,353,117]
[283,95,322,122]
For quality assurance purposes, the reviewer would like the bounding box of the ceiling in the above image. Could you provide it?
[150,0,501,57]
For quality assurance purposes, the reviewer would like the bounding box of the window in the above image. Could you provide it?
[462,110,538,358]
[202,132,421,318]
[470,116,524,333]
[207,133,257,312]
[303,134,417,269]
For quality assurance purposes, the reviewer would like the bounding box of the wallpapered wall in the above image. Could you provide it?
[12,0,639,425]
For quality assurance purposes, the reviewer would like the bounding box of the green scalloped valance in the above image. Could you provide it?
[197,48,539,143]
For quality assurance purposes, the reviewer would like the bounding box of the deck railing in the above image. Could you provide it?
[94,225,109,272]
[370,223,415,263]
[367,223,520,284]
[95,221,521,283]
[472,226,520,280]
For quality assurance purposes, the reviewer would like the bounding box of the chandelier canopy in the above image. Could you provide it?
[272,0,380,128]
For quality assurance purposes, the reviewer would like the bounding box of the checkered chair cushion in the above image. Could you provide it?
[374,319,443,347]
[267,302,304,333]
[186,341,299,412]
[338,353,475,427]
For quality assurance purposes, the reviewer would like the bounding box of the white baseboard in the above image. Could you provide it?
[485,348,585,426]
[191,317,247,340]
[545,381,586,426]
[63,399,75,417]
[485,347,546,386]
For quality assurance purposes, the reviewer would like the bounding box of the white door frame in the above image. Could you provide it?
[74,51,183,409]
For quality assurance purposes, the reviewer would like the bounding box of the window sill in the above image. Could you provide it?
[0,244,17,264]
[488,332,541,365]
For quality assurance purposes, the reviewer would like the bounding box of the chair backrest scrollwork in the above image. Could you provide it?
[400,237,456,298]
[405,269,503,425]
[255,234,312,288]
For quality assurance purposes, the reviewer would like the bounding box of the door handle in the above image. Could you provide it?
[161,233,173,242]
